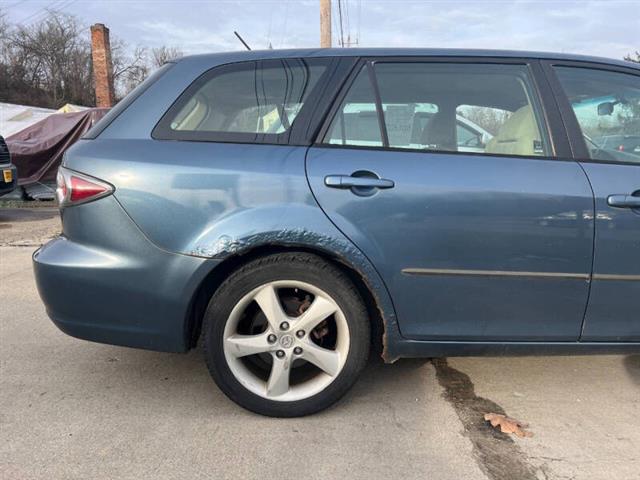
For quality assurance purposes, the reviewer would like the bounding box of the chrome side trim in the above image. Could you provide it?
[592,274,640,282]
[401,268,590,280]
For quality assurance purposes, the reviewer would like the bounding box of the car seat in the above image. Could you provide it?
[484,105,542,156]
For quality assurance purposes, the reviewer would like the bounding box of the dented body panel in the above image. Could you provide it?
[58,138,401,358]
[33,49,640,362]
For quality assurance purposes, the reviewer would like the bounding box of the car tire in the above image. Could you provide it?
[202,252,370,417]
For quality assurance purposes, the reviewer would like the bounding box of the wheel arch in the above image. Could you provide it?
[184,243,399,362]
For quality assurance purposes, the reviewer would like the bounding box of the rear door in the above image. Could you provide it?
[544,61,640,341]
[307,58,594,341]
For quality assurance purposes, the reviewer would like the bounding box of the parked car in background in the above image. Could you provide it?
[593,134,640,156]
[325,103,493,152]
[0,135,17,197]
[33,49,640,417]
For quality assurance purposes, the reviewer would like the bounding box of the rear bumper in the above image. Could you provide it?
[0,164,17,196]
[33,197,218,352]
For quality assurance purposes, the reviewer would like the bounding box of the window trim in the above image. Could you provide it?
[151,57,348,146]
[541,60,640,166]
[313,141,579,164]
[314,56,571,161]
[316,58,370,145]
[366,61,390,147]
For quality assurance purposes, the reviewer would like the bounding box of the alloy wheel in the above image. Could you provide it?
[222,280,350,402]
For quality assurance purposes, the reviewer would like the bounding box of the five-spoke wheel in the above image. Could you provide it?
[223,281,349,401]
[203,253,370,417]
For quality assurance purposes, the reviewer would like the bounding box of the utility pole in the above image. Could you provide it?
[320,0,331,48]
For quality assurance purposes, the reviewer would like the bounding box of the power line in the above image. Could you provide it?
[15,0,66,25]
[331,1,340,47]
[15,0,77,26]
[357,0,362,45]
[280,0,290,48]
[337,0,344,47]
[3,0,30,9]
[266,4,274,49]
[344,0,351,46]
[338,0,357,47]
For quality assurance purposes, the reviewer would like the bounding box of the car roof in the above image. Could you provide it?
[176,48,640,71]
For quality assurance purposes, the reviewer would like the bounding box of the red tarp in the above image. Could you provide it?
[6,108,109,186]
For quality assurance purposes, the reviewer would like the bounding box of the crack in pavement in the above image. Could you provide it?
[432,358,540,480]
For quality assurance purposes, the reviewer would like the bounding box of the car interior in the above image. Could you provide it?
[169,60,327,134]
[327,63,548,157]
[555,66,640,163]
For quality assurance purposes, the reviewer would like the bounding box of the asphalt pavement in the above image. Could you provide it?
[1,208,638,480]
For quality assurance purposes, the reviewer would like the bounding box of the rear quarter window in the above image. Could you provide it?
[153,58,330,144]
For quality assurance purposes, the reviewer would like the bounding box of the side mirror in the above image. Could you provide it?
[597,102,615,116]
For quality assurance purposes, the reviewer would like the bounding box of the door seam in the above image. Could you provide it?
[302,146,402,337]
[576,160,597,339]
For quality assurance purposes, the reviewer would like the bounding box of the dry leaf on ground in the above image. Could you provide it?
[484,413,533,438]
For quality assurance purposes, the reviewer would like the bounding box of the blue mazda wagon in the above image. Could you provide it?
[33,49,640,416]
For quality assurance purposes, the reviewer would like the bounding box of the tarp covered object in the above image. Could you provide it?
[0,102,56,138]
[56,104,88,113]
[6,108,108,186]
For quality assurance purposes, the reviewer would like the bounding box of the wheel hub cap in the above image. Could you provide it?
[279,334,295,349]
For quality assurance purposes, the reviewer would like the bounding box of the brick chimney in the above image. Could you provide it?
[90,23,115,108]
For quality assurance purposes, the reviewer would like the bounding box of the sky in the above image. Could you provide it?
[2,0,639,61]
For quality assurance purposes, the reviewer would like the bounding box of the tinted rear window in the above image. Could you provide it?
[153,58,330,144]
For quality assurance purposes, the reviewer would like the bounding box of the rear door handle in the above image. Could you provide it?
[324,175,395,190]
[607,194,640,209]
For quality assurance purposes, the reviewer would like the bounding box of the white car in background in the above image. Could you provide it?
[327,103,493,152]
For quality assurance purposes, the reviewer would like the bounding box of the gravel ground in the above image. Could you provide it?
[0,205,60,246]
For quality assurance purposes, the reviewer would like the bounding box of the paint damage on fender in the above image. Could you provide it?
[190,228,400,362]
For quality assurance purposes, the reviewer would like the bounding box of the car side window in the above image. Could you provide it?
[154,59,328,142]
[553,66,640,164]
[455,105,513,153]
[324,62,550,158]
[324,67,384,147]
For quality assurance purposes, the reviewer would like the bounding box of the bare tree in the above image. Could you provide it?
[0,10,176,107]
[621,51,640,135]
[458,106,511,136]
[0,10,94,107]
[151,46,183,67]
[111,40,149,99]
[624,51,639,64]
[112,45,183,98]
[0,9,9,42]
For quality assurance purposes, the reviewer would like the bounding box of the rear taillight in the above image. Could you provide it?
[56,167,113,207]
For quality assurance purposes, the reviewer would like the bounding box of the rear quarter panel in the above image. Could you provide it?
[64,145,400,358]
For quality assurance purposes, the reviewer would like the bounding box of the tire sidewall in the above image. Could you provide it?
[203,254,370,417]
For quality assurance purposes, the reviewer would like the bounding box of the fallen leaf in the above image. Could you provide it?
[484,413,533,438]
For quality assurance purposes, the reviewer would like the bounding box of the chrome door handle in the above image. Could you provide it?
[324,175,395,189]
[607,194,640,209]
